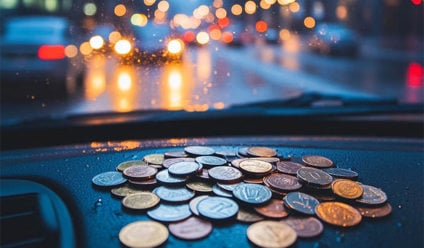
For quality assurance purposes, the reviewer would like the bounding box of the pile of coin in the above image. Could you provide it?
[92,145,391,248]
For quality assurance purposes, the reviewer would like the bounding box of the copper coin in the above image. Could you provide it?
[247,220,297,248]
[143,153,165,165]
[332,179,363,199]
[123,165,158,181]
[162,157,195,168]
[247,146,277,157]
[264,173,303,192]
[323,167,359,180]
[276,161,305,175]
[116,160,148,172]
[239,159,273,175]
[189,195,208,216]
[283,216,324,238]
[355,184,388,205]
[356,203,392,218]
[208,166,243,183]
[122,192,160,210]
[243,177,265,184]
[302,155,334,168]
[237,208,265,223]
[168,216,213,240]
[297,167,333,187]
[119,221,168,248]
[315,201,362,227]
[254,199,289,219]
[128,178,157,187]
[283,192,320,215]
[184,146,215,156]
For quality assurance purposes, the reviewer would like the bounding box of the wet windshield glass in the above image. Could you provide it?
[1,0,423,123]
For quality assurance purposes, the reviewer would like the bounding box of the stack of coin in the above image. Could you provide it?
[90,145,391,247]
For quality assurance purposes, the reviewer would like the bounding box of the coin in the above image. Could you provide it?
[186,181,213,193]
[123,165,158,181]
[247,220,297,248]
[302,155,334,168]
[297,167,333,187]
[243,177,265,184]
[283,192,320,215]
[111,185,148,198]
[237,208,265,223]
[239,159,273,175]
[231,158,247,168]
[147,203,192,222]
[153,186,195,203]
[315,201,362,227]
[92,171,127,187]
[155,169,187,185]
[247,146,277,157]
[197,196,239,220]
[356,203,392,218]
[323,167,359,180]
[184,146,215,156]
[168,216,213,240]
[276,161,305,175]
[119,220,168,248]
[128,178,157,187]
[355,184,388,205]
[233,183,272,205]
[283,216,324,238]
[162,157,195,168]
[164,150,188,158]
[264,173,303,192]
[212,184,233,198]
[252,157,280,164]
[189,195,209,216]
[143,153,164,165]
[168,161,200,177]
[215,150,237,159]
[217,182,244,192]
[122,192,160,210]
[208,166,243,183]
[254,199,289,219]
[116,160,148,172]
[332,179,363,199]
[237,147,250,157]
[195,155,227,167]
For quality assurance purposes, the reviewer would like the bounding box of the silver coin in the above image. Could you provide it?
[195,156,228,167]
[232,183,272,205]
[297,167,333,187]
[283,192,320,215]
[92,171,127,187]
[212,184,233,198]
[184,146,215,156]
[208,166,243,183]
[168,161,200,177]
[189,195,209,216]
[153,186,195,203]
[155,169,187,185]
[147,203,192,222]
[197,196,239,220]
[217,182,244,192]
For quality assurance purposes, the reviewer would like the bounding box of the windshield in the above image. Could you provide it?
[1,0,423,123]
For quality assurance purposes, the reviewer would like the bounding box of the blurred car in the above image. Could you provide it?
[116,22,185,64]
[308,23,360,56]
[0,16,85,97]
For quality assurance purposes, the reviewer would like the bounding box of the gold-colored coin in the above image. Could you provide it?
[315,201,362,227]
[143,154,165,165]
[332,179,363,199]
[237,208,264,223]
[247,220,297,248]
[116,160,148,172]
[239,159,273,175]
[247,146,277,157]
[119,220,168,248]
[111,185,149,198]
[186,181,213,193]
[122,192,160,210]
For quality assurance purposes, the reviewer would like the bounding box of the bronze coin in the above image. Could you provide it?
[143,153,165,165]
[356,203,392,218]
[128,178,157,187]
[283,216,324,238]
[302,155,334,168]
[239,159,273,175]
[264,173,303,192]
[122,192,160,210]
[247,220,297,248]
[297,167,333,187]
[123,165,158,181]
[254,199,289,219]
[237,208,265,223]
[247,146,277,157]
[119,221,168,248]
[208,166,243,183]
[276,161,305,175]
[332,179,363,199]
[116,160,148,172]
[168,216,213,240]
[315,201,362,227]
[355,184,388,205]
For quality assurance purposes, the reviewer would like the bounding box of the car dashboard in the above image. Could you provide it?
[1,133,423,248]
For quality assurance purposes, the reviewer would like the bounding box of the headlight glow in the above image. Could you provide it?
[114,39,132,55]
[167,39,184,54]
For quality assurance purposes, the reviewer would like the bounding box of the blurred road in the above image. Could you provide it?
[1,36,423,123]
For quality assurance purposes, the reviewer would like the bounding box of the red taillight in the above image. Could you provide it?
[38,45,65,60]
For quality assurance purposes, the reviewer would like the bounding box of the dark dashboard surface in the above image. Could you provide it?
[1,136,423,248]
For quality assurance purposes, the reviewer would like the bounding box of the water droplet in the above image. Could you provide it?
[131,155,138,159]
[396,222,403,228]
[398,204,402,209]
[94,198,103,208]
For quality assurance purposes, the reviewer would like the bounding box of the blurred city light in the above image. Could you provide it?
[114,4,126,17]
[83,2,96,16]
[114,40,132,55]
[89,35,104,49]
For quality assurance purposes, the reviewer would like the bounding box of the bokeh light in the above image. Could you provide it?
[304,16,316,29]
